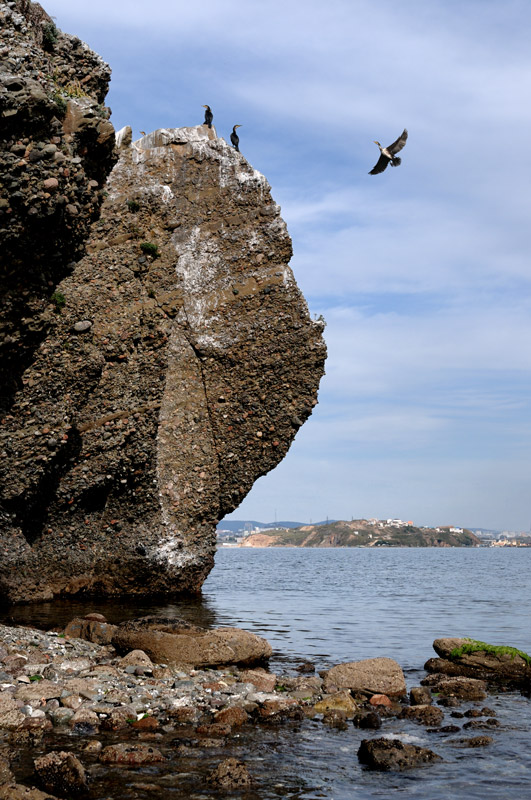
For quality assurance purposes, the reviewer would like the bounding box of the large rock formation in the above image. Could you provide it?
[0,0,115,410]
[0,124,326,602]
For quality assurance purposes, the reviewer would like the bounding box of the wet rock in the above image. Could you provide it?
[399,704,444,727]
[33,750,87,796]
[0,785,61,800]
[449,735,494,747]
[238,668,277,692]
[357,737,442,771]
[313,690,357,717]
[207,757,253,790]
[409,686,432,705]
[463,718,500,730]
[428,638,531,688]
[99,743,165,765]
[323,658,406,698]
[436,677,487,701]
[322,710,349,730]
[427,724,461,734]
[353,711,381,729]
[0,755,13,784]
[112,617,272,668]
[369,693,392,707]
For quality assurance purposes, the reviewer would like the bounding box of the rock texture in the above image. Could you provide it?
[0,0,115,410]
[111,616,273,668]
[357,737,442,771]
[0,124,326,602]
[323,657,407,698]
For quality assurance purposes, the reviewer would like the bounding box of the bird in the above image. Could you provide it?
[203,105,213,128]
[139,130,146,136]
[230,125,242,151]
[369,129,408,175]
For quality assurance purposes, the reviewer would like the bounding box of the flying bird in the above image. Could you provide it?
[230,125,242,152]
[203,105,213,128]
[369,129,408,175]
[139,130,146,136]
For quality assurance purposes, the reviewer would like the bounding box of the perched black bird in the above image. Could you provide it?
[369,129,408,175]
[230,124,242,151]
[203,104,213,128]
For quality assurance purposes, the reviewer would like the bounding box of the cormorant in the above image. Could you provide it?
[369,129,408,175]
[203,105,213,128]
[230,124,242,152]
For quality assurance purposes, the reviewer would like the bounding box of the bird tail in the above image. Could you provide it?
[390,156,401,167]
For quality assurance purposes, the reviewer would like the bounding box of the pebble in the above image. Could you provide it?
[73,320,92,333]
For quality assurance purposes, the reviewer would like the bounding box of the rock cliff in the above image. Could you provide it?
[0,0,115,410]
[0,123,326,602]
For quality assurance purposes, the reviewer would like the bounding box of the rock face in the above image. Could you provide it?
[0,125,326,602]
[0,0,116,410]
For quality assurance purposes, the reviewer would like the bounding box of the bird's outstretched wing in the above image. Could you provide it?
[369,154,390,175]
[388,129,408,155]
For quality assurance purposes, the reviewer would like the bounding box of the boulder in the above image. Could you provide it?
[63,618,117,645]
[399,704,444,727]
[323,657,406,698]
[33,751,87,796]
[357,737,442,771]
[0,785,60,800]
[313,691,358,717]
[436,677,487,701]
[112,617,272,668]
[428,638,531,688]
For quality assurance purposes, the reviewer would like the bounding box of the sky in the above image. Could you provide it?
[44,0,531,531]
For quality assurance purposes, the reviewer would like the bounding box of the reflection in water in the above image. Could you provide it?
[0,593,218,631]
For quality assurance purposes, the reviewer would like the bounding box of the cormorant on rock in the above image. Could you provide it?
[230,125,242,152]
[203,105,213,128]
[369,129,408,174]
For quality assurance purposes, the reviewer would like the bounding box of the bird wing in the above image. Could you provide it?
[369,154,390,174]
[388,129,408,155]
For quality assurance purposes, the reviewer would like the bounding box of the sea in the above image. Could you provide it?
[3,546,530,800]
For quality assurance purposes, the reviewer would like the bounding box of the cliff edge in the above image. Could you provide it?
[0,124,326,602]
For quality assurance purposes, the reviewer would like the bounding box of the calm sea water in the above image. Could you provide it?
[3,547,530,800]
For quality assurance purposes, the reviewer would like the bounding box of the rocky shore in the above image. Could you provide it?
[0,618,528,798]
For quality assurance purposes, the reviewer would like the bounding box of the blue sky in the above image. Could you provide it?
[44,0,531,530]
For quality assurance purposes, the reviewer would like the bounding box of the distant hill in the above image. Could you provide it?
[217,519,338,533]
[236,519,481,548]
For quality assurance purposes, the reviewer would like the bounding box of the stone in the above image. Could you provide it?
[72,320,92,333]
[0,123,325,604]
[213,706,249,727]
[323,658,406,697]
[409,686,432,705]
[207,757,253,790]
[33,750,87,795]
[238,669,277,692]
[112,617,272,668]
[399,704,445,727]
[370,693,392,707]
[436,677,487,701]
[313,691,357,717]
[99,743,165,765]
[63,618,116,644]
[357,737,442,771]
[42,177,58,191]
[449,735,494,747]
[353,711,381,729]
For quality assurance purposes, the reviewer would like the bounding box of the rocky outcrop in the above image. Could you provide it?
[0,122,325,602]
[0,1,116,409]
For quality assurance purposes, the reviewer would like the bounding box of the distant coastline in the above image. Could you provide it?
[217,518,531,548]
